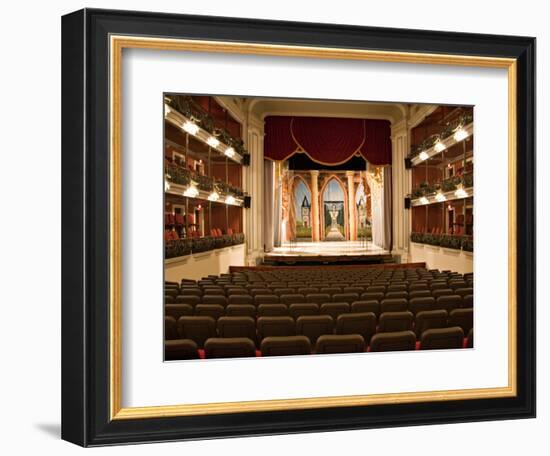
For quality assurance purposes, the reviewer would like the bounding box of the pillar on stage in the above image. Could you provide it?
[281,168,292,243]
[346,171,357,241]
[310,170,320,242]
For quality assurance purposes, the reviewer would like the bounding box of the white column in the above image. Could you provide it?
[390,117,412,261]
[245,118,264,265]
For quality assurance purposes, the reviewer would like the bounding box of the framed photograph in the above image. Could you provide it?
[61,8,535,446]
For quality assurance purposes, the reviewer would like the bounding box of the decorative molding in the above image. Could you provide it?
[214,96,246,124]
[407,104,439,129]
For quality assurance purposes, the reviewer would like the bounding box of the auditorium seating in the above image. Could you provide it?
[165,266,474,359]
[164,316,179,340]
[289,303,319,319]
[226,304,256,317]
[217,316,256,341]
[351,300,380,316]
[261,336,311,356]
[204,337,256,358]
[408,297,435,315]
[420,327,464,350]
[195,304,225,319]
[296,315,334,344]
[414,310,448,337]
[370,331,416,352]
[315,334,365,354]
[320,302,349,320]
[436,295,461,313]
[177,316,216,348]
[258,316,295,340]
[165,339,200,360]
[336,312,377,344]
[448,308,474,334]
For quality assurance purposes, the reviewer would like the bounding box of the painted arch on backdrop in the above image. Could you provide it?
[292,175,313,241]
[320,176,348,241]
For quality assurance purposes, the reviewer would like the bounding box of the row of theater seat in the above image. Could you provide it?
[172,268,472,283]
[166,308,473,348]
[167,271,473,290]
[166,295,472,320]
[169,272,472,283]
[166,280,473,293]
[166,285,473,298]
[167,276,473,287]
[165,290,473,306]
[166,327,473,360]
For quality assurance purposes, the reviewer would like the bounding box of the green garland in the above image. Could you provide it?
[408,112,473,160]
[409,173,473,199]
[165,238,193,258]
[166,95,248,156]
[165,162,245,198]
[410,232,473,251]
[165,233,246,259]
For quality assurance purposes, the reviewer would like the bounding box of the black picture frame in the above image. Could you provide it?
[62,8,536,447]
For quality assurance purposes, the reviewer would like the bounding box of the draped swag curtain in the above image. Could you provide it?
[264,116,392,165]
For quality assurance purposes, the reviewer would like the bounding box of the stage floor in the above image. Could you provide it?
[270,241,388,257]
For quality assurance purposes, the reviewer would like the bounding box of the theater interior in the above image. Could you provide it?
[164,95,474,360]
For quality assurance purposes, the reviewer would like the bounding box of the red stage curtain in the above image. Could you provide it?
[264,116,391,165]
[361,119,392,165]
[292,117,365,165]
[263,116,297,161]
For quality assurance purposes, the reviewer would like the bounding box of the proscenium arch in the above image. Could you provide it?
[319,175,349,240]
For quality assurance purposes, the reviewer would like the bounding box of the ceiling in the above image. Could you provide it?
[247,97,407,124]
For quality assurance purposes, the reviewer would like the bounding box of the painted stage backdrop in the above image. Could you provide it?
[323,179,345,241]
[294,179,312,240]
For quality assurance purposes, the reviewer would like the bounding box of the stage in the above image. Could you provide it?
[263,241,393,266]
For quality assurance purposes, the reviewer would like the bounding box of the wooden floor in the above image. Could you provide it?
[271,241,388,257]
[231,262,426,272]
[262,241,394,266]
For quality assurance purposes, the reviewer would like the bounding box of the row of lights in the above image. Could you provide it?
[182,120,236,158]
[206,190,236,204]
[418,184,469,205]
[206,189,235,205]
[169,181,238,205]
[418,125,469,162]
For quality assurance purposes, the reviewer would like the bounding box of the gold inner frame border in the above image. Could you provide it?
[109,35,517,420]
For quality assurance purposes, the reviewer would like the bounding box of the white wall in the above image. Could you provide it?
[410,243,473,274]
[0,1,546,455]
[165,245,246,281]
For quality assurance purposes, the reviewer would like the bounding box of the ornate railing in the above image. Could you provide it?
[408,112,473,160]
[410,172,473,199]
[165,233,246,259]
[410,232,473,252]
[165,162,245,197]
[165,95,249,158]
